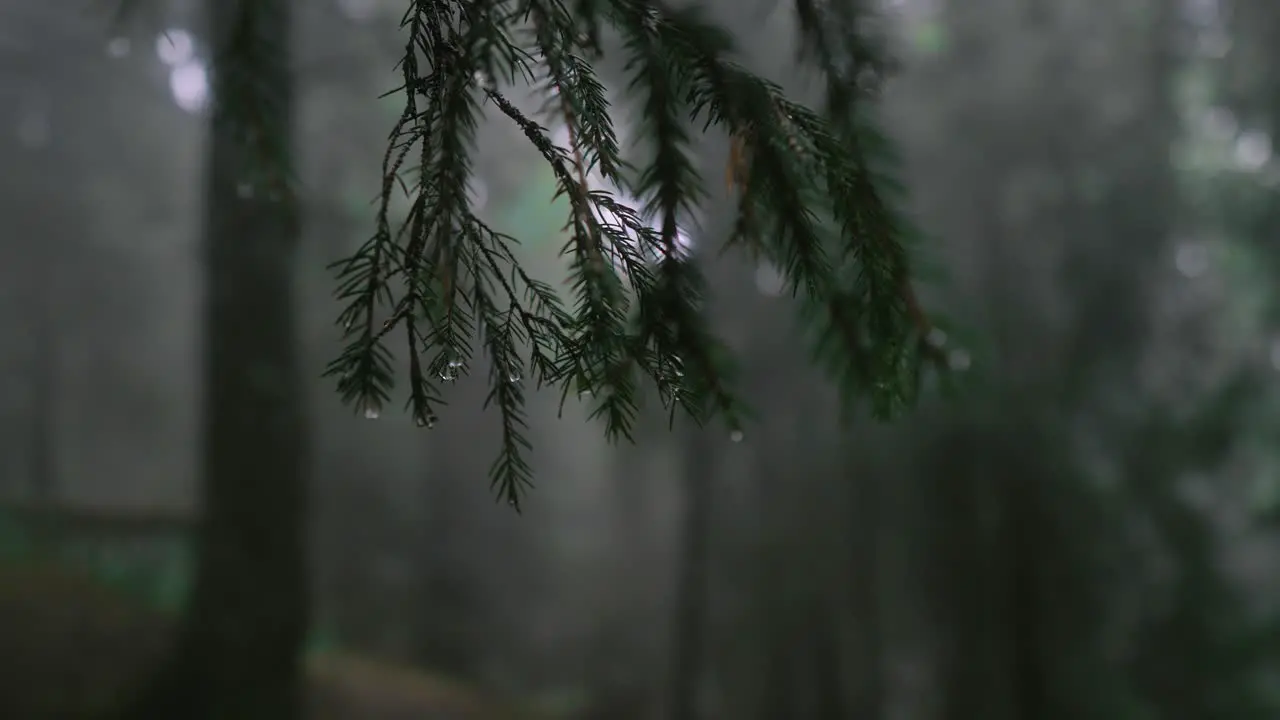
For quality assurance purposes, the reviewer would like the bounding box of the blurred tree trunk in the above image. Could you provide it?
[22,109,62,528]
[25,275,61,551]
[584,431,660,713]
[809,598,848,718]
[29,293,57,505]
[846,452,884,719]
[411,440,481,677]
[929,424,1008,720]
[758,605,794,718]
[0,26,70,521]
[1004,433,1048,720]
[118,1,308,718]
[667,425,716,720]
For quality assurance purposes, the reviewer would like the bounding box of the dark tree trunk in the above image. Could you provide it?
[1006,462,1046,720]
[25,125,61,522]
[846,461,884,720]
[412,443,480,677]
[25,282,61,551]
[667,425,716,720]
[810,600,848,719]
[930,426,1005,720]
[759,615,795,719]
[119,1,308,718]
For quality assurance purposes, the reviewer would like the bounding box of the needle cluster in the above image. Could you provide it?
[325,0,944,508]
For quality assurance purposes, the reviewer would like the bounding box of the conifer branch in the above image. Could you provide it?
[325,0,943,507]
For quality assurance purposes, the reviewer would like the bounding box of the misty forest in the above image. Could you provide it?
[5,0,1280,718]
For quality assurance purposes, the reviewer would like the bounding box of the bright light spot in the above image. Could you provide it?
[926,327,947,347]
[1175,242,1209,278]
[338,0,379,21]
[169,62,209,114]
[620,197,695,260]
[754,262,786,296]
[550,119,697,265]
[156,29,195,66]
[106,37,131,58]
[1234,130,1272,171]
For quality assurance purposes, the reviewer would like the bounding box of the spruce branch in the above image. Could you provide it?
[326,0,945,507]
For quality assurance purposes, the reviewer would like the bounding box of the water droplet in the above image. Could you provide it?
[642,7,659,30]
[439,358,464,382]
[106,37,131,58]
[362,403,380,420]
[236,182,254,198]
[508,498,517,508]
[508,370,521,383]
[415,413,438,428]
[578,388,593,398]
[926,328,947,347]
[729,429,744,443]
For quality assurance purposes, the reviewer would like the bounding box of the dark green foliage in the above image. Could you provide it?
[324,0,941,507]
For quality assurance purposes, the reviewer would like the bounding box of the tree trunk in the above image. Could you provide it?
[118,1,308,718]
[28,276,57,506]
[667,425,716,720]
[25,276,61,552]
[412,442,480,677]
[846,459,884,720]
[809,600,848,718]
[1006,459,1046,720]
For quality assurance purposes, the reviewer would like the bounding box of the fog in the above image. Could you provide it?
[3,0,1280,718]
